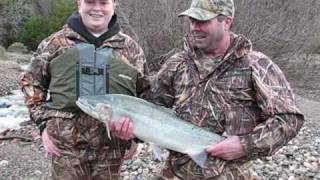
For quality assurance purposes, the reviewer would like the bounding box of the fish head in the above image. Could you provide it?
[76,95,114,139]
[76,96,110,120]
[76,95,114,121]
[76,96,99,118]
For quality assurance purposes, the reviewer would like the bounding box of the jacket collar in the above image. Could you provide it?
[183,32,253,80]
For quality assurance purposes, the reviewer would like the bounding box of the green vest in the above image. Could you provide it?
[47,43,138,111]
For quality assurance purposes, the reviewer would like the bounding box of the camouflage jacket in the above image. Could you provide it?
[151,33,304,178]
[19,25,148,135]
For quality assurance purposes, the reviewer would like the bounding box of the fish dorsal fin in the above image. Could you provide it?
[110,94,178,116]
[157,105,177,116]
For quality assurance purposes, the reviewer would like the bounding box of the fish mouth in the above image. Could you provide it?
[76,97,100,119]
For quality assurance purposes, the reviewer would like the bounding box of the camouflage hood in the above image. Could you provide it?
[67,11,120,47]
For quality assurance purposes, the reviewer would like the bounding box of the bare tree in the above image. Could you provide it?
[118,0,320,58]
[233,0,320,59]
[1,0,319,91]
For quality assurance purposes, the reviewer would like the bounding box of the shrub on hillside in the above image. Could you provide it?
[7,42,28,54]
[17,0,76,50]
[1,0,33,48]
[17,16,50,50]
[48,0,76,31]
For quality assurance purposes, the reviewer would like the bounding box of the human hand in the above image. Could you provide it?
[42,128,61,157]
[109,117,135,140]
[206,136,245,161]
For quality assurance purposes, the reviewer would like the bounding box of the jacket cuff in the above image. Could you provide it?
[239,135,256,160]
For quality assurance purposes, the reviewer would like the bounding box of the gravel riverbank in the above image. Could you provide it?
[0,92,319,179]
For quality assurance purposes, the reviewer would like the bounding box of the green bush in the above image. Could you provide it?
[17,0,76,50]
[49,0,77,32]
[17,16,50,50]
[3,23,16,48]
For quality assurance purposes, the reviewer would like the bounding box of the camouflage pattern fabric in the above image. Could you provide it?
[158,160,252,180]
[151,33,304,179]
[19,25,148,179]
[179,0,235,21]
[47,114,125,180]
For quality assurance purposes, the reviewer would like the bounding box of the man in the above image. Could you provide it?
[19,0,148,179]
[150,0,304,179]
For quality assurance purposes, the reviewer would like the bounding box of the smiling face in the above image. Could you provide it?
[77,0,115,34]
[190,17,225,52]
[190,16,233,53]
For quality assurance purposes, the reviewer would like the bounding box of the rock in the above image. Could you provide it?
[142,169,149,174]
[303,162,312,167]
[33,170,42,175]
[295,167,308,175]
[306,172,316,178]
[132,159,143,167]
[0,160,9,167]
[309,162,319,172]
[265,156,273,161]
[152,168,158,173]
[289,165,296,171]
[281,160,290,167]
[294,155,303,162]
[130,171,138,176]
[121,165,127,172]
[0,100,11,108]
[122,171,129,177]
[311,150,319,157]
[123,175,130,180]
[0,61,21,96]
[0,45,7,60]
[7,43,28,54]
[255,159,264,164]
[131,165,139,171]
[288,176,295,180]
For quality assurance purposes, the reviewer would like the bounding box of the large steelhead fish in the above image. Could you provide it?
[76,94,225,167]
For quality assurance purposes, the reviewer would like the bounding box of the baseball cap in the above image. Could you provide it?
[178,0,234,21]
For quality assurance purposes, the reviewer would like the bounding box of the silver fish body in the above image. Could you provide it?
[76,94,224,167]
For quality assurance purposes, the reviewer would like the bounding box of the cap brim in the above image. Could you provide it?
[178,7,219,21]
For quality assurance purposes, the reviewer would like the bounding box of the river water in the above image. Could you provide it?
[0,90,29,132]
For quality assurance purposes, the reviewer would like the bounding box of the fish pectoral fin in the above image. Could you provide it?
[106,123,112,140]
[189,151,208,168]
[97,103,113,121]
[97,103,113,139]
[150,144,163,161]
